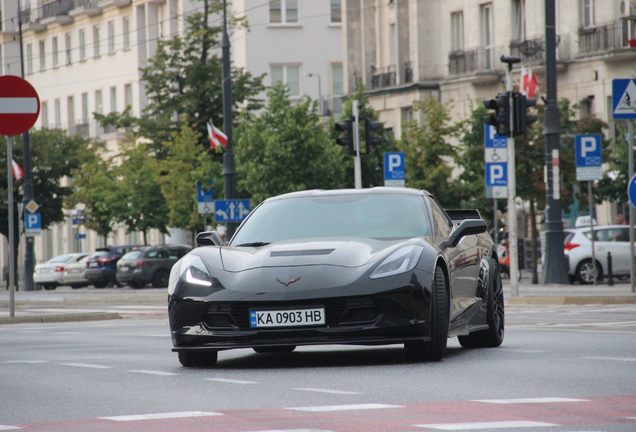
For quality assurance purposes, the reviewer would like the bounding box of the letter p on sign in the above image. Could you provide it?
[581,137,597,157]
[388,154,401,171]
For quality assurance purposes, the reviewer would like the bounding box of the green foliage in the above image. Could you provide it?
[596,122,628,206]
[397,97,461,208]
[157,123,222,231]
[235,84,345,204]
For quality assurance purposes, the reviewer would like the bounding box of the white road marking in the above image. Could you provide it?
[0,425,22,430]
[128,370,178,376]
[100,411,223,421]
[475,397,589,404]
[3,360,48,364]
[293,388,361,395]
[414,420,557,430]
[287,403,403,412]
[584,356,636,362]
[60,363,112,369]
[205,378,257,384]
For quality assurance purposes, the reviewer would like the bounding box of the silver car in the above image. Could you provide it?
[61,255,91,289]
[34,253,89,290]
[564,225,631,284]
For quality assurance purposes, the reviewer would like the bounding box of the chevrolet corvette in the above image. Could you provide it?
[168,187,504,367]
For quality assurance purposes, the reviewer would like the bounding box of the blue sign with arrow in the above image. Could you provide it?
[214,199,251,223]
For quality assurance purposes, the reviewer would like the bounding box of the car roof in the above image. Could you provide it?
[264,187,428,203]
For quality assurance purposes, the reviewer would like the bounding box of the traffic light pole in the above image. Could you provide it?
[542,0,569,284]
[221,0,236,240]
[353,100,362,189]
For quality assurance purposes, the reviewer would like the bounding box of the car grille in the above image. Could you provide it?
[203,296,379,330]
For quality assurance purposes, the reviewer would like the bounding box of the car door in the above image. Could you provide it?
[595,227,630,275]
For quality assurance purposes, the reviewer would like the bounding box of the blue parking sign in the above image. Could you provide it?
[575,134,602,181]
[484,124,507,148]
[25,212,41,236]
[485,163,507,187]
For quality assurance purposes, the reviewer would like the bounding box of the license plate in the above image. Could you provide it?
[120,266,129,272]
[69,269,81,274]
[88,262,99,268]
[250,308,325,328]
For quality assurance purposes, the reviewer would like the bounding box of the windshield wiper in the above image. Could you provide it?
[236,242,270,247]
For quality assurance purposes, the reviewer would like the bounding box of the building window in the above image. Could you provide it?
[481,3,494,70]
[79,29,86,60]
[331,63,343,115]
[95,90,103,135]
[108,20,115,53]
[512,0,526,41]
[67,96,75,133]
[52,36,59,67]
[110,87,117,113]
[271,65,300,96]
[331,0,341,24]
[41,101,48,128]
[81,93,89,124]
[93,26,101,57]
[54,99,61,129]
[65,33,72,65]
[451,12,463,52]
[124,84,133,109]
[26,43,33,73]
[270,0,298,24]
[582,0,594,27]
[39,40,45,70]
[123,17,130,49]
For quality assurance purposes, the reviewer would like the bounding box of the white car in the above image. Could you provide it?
[34,253,89,290]
[61,255,92,289]
[564,225,631,284]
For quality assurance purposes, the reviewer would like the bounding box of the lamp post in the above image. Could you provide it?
[221,0,236,240]
[305,72,323,116]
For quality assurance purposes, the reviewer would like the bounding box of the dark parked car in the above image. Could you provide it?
[168,187,503,367]
[117,244,192,288]
[85,245,141,288]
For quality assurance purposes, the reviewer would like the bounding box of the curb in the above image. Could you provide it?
[0,312,121,325]
[506,295,636,305]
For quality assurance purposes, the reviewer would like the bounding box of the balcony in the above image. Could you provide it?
[69,0,102,17]
[371,65,396,89]
[74,123,90,138]
[578,19,636,61]
[20,8,47,32]
[448,46,504,82]
[509,34,572,66]
[41,0,73,25]
[97,0,131,8]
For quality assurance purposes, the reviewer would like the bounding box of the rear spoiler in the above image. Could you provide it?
[445,209,482,222]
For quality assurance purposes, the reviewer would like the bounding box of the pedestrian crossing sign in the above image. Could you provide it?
[612,79,636,120]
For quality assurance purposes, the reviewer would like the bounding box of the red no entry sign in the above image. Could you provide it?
[0,75,40,136]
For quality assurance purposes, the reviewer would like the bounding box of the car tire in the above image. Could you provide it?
[575,259,603,285]
[178,351,218,367]
[152,270,170,288]
[253,346,296,353]
[458,258,505,348]
[43,284,56,290]
[92,281,108,288]
[70,284,83,289]
[405,265,449,362]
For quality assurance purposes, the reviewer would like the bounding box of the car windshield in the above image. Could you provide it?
[232,194,431,245]
[121,251,143,260]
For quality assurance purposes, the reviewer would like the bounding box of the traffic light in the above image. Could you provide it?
[513,93,538,136]
[363,117,383,154]
[483,93,511,137]
[335,118,354,155]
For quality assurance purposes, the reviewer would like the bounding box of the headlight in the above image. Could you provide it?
[168,254,213,295]
[369,245,424,279]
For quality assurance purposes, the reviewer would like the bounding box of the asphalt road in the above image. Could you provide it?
[2,303,636,432]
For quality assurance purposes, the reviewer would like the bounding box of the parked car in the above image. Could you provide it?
[34,253,89,290]
[61,255,92,289]
[117,244,192,288]
[564,225,631,284]
[84,245,141,288]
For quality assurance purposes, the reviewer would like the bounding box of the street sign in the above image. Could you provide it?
[25,200,39,213]
[612,79,636,120]
[72,217,86,226]
[629,174,636,209]
[384,152,405,187]
[0,75,41,136]
[214,199,251,223]
[484,124,507,148]
[25,212,41,237]
[575,134,603,181]
[75,233,87,240]
[197,181,215,214]
[485,162,507,187]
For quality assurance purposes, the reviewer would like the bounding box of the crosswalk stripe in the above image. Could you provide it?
[293,388,361,395]
[414,420,558,430]
[128,370,178,376]
[99,411,223,421]
[60,363,112,369]
[474,397,589,404]
[287,404,403,412]
[205,378,257,384]
[0,426,22,431]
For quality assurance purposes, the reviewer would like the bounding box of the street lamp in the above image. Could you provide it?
[305,72,323,116]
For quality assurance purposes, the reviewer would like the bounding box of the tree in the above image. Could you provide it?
[157,123,222,232]
[234,84,345,204]
[397,96,461,208]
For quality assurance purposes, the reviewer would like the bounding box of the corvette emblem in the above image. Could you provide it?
[276,277,301,287]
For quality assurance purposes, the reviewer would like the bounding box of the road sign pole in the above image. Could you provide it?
[588,181,596,285]
[629,121,635,293]
[493,199,498,245]
[353,100,362,189]
[8,136,15,317]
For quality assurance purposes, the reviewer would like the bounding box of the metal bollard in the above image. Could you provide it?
[607,251,614,286]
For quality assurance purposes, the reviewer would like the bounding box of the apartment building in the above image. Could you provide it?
[0,0,343,269]
[343,0,635,224]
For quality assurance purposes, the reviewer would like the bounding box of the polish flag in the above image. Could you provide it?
[520,65,538,98]
[207,121,228,149]
[12,160,23,181]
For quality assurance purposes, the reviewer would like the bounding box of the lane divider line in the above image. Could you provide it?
[293,388,361,395]
[414,420,558,430]
[128,370,178,376]
[60,363,112,369]
[0,426,22,431]
[474,397,589,404]
[99,411,223,421]
[286,403,403,412]
[205,378,258,384]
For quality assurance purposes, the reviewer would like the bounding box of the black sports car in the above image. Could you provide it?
[168,187,504,367]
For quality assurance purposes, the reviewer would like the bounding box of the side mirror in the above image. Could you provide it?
[447,219,487,248]
[196,231,225,247]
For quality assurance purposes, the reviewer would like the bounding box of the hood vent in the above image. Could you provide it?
[270,249,335,257]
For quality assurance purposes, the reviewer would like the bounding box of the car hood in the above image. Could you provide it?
[219,237,415,272]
